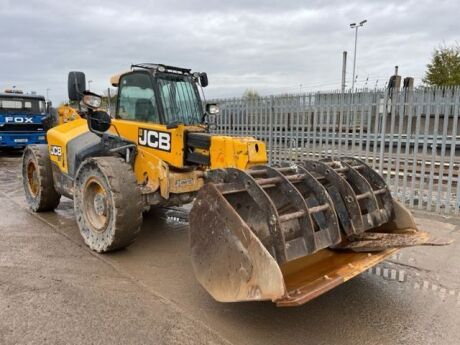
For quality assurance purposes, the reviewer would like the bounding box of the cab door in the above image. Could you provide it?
[113,71,185,168]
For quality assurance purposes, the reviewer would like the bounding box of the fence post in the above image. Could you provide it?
[269,95,274,164]
[378,91,389,175]
[446,87,460,214]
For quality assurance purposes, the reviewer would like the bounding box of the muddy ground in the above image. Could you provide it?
[1,153,459,345]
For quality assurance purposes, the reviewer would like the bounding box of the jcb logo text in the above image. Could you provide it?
[138,129,171,152]
[50,145,62,156]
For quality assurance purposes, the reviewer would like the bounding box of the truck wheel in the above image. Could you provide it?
[22,145,61,212]
[74,157,143,252]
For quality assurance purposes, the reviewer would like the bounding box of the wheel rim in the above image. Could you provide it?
[83,177,110,232]
[26,161,39,197]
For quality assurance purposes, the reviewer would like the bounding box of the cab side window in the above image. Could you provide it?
[117,72,159,123]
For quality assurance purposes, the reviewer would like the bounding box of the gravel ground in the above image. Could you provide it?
[1,154,459,345]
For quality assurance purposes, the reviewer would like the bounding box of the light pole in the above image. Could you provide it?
[46,88,50,102]
[350,19,367,92]
[88,80,93,91]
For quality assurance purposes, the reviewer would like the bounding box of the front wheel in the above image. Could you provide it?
[22,145,61,212]
[74,157,143,253]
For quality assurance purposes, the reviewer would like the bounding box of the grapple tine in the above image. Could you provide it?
[293,164,341,242]
[259,166,318,256]
[341,157,394,223]
[208,168,288,263]
[302,160,365,235]
[258,165,342,259]
[324,158,387,229]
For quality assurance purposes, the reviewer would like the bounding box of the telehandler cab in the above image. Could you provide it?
[22,64,449,306]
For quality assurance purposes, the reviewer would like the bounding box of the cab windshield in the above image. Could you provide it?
[0,97,46,114]
[157,75,203,125]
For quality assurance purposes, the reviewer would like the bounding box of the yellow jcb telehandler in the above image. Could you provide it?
[22,64,449,306]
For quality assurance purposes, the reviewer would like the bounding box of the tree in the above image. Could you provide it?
[423,45,460,86]
[242,88,260,100]
[100,88,117,113]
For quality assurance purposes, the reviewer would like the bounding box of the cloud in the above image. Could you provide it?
[0,0,458,103]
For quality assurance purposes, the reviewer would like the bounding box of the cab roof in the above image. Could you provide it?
[0,92,45,100]
[110,63,192,87]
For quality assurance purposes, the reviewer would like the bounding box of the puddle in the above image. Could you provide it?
[367,256,460,305]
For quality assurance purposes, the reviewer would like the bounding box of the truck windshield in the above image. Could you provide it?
[0,97,46,114]
[157,75,203,125]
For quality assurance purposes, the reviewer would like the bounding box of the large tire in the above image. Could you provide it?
[74,157,143,252]
[22,145,61,212]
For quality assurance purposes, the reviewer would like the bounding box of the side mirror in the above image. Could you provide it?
[205,103,219,115]
[200,73,208,87]
[82,91,102,109]
[41,115,53,131]
[87,110,111,135]
[68,71,86,101]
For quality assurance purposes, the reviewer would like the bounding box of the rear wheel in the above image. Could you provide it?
[22,145,61,211]
[74,157,143,252]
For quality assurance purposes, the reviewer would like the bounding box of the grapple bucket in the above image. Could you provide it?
[189,158,451,306]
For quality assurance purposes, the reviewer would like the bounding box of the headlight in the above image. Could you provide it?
[206,103,219,115]
[82,93,102,109]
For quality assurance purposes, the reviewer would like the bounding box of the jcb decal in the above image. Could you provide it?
[138,128,171,152]
[49,145,62,156]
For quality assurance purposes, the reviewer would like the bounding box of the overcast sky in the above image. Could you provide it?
[1,0,458,103]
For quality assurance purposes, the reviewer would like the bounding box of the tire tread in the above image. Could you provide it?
[74,156,143,252]
[22,144,61,212]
